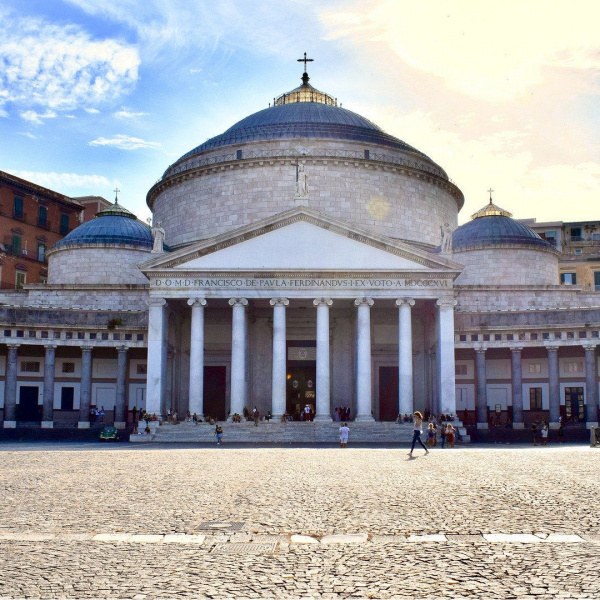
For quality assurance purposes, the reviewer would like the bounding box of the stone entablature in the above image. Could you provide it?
[148,273,455,300]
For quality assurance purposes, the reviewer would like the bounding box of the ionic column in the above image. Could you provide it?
[436,298,457,416]
[547,346,560,428]
[475,349,488,428]
[584,344,598,426]
[42,344,57,428]
[3,344,19,428]
[270,297,289,419]
[313,298,333,421]
[114,346,128,428]
[146,298,167,418]
[511,347,524,428]
[396,298,415,416]
[354,297,374,421]
[229,298,248,419]
[187,298,207,419]
[78,346,93,428]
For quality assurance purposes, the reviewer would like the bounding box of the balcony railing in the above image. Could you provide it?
[37,218,52,230]
[12,210,27,221]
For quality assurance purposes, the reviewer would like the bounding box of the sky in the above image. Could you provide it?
[1,0,599,226]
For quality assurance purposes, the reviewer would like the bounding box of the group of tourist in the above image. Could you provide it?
[88,406,105,423]
[334,406,351,421]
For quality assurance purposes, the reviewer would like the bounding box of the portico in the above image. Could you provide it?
[141,208,463,421]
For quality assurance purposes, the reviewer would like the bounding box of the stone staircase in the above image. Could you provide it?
[131,420,469,444]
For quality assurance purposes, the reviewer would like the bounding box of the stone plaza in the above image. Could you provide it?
[0,443,599,599]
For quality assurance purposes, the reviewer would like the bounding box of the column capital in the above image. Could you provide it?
[80,345,94,353]
[148,298,167,308]
[313,297,333,307]
[354,297,374,307]
[583,343,598,352]
[475,347,487,355]
[436,298,457,308]
[43,344,58,351]
[187,297,207,307]
[395,297,415,307]
[117,345,128,354]
[545,344,560,353]
[270,297,290,307]
[229,297,248,307]
[6,343,21,350]
[510,346,524,354]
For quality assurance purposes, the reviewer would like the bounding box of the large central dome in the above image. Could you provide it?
[149,67,464,250]
[175,103,431,166]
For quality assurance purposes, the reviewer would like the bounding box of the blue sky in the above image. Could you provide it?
[1,0,599,225]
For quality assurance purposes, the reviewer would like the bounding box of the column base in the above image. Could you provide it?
[78,421,91,429]
[476,422,489,430]
[313,415,333,422]
[354,415,375,422]
[3,421,16,429]
[41,421,54,429]
[549,422,561,430]
[114,421,126,429]
[512,422,525,430]
[586,421,599,429]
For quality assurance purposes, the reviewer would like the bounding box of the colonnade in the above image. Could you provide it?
[474,344,599,428]
[2,343,128,428]
[145,295,457,421]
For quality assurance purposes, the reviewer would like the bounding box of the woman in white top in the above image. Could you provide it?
[408,411,429,457]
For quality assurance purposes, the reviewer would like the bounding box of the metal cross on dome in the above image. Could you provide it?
[297,52,314,73]
[114,188,120,204]
[487,188,494,202]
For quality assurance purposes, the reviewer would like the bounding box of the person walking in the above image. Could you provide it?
[540,421,548,446]
[445,423,455,448]
[253,407,260,426]
[408,411,429,457]
[339,422,349,448]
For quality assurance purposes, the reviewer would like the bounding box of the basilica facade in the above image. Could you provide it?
[1,67,599,433]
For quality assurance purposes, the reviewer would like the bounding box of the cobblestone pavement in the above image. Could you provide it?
[0,444,599,599]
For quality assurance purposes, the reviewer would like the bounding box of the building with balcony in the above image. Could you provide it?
[0,170,83,290]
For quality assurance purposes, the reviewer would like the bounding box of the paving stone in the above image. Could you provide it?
[544,534,584,543]
[290,535,319,544]
[92,534,133,542]
[162,534,205,544]
[483,534,543,543]
[320,534,368,544]
[407,534,447,542]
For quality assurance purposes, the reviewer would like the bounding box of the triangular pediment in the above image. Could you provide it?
[140,208,463,274]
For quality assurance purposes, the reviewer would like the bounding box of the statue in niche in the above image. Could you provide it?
[296,163,308,197]
[151,221,166,253]
[440,222,453,254]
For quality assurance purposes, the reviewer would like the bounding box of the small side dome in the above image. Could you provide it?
[453,199,551,251]
[52,202,152,250]
[47,197,153,285]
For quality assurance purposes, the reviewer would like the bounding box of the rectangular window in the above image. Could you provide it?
[12,235,22,255]
[61,362,75,373]
[544,230,556,242]
[561,272,577,285]
[570,227,582,241]
[38,206,48,227]
[575,248,582,255]
[13,196,23,219]
[21,361,40,373]
[595,272,600,292]
[565,361,584,373]
[15,271,26,289]
[60,214,69,234]
[136,364,148,375]
[236,149,242,159]
[528,363,542,374]
[455,364,468,376]
[529,388,543,410]
[37,243,46,262]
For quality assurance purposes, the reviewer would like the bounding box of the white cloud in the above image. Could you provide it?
[84,108,100,114]
[321,0,600,101]
[113,108,148,119]
[10,170,112,192]
[18,132,37,139]
[89,134,161,150]
[0,10,139,114]
[20,110,57,125]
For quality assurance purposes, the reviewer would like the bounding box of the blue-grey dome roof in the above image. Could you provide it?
[175,102,430,164]
[52,204,152,250]
[452,214,551,251]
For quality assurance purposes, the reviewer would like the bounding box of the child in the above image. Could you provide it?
[215,424,223,445]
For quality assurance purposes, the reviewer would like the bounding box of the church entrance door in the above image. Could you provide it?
[286,366,316,420]
[204,366,227,421]
[564,387,585,423]
[379,367,398,421]
[18,386,41,422]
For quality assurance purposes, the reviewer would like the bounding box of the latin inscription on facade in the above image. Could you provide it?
[152,277,450,289]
